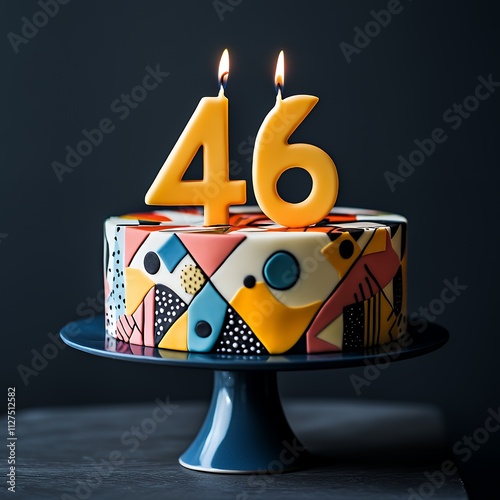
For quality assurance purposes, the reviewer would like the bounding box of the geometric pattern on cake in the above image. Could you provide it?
[186,281,227,352]
[153,284,187,346]
[180,264,206,294]
[305,228,402,353]
[342,302,365,350]
[157,234,187,272]
[214,307,268,355]
[104,207,408,354]
[158,310,188,351]
[177,232,246,277]
[104,224,125,336]
[228,282,322,354]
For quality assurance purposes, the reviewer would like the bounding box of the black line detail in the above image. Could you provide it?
[377,292,381,344]
[359,282,366,301]
[124,315,133,329]
[366,297,370,346]
[365,276,374,296]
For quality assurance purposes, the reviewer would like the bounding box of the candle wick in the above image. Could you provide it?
[276,83,283,100]
[219,71,229,93]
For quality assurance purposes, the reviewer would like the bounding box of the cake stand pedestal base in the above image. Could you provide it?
[60,316,448,475]
[179,370,307,473]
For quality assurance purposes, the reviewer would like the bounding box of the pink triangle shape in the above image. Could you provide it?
[125,227,151,266]
[177,233,246,277]
[143,287,156,348]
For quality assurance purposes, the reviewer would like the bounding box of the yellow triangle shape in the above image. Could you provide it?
[125,268,155,315]
[317,314,343,348]
[158,311,188,351]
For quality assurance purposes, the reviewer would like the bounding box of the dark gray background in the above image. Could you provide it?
[1,0,499,496]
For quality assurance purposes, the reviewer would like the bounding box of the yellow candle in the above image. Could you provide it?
[252,51,339,228]
[145,49,246,226]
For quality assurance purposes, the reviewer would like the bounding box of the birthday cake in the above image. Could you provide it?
[104,207,407,354]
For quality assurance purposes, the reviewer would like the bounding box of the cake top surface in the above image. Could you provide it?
[106,206,407,235]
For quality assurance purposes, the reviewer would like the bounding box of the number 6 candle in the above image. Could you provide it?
[145,49,246,226]
[252,51,339,228]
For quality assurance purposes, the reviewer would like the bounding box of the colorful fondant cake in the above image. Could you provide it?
[104,207,407,354]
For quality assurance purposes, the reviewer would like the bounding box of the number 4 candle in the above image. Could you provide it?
[145,49,246,226]
[252,51,339,228]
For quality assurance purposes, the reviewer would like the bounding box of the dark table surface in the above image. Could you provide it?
[9,400,467,499]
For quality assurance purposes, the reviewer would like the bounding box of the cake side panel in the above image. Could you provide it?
[103,210,408,355]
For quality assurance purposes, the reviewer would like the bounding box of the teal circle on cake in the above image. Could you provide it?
[263,251,300,290]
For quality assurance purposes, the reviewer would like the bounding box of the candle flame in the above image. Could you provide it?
[275,50,284,95]
[218,48,229,91]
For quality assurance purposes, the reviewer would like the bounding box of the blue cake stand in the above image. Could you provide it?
[60,316,448,474]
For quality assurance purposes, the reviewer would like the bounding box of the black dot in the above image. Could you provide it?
[195,321,212,338]
[243,275,256,288]
[339,240,354,259]
[144,252,161,274]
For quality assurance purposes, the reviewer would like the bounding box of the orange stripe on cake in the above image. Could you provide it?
[121,213,172,222]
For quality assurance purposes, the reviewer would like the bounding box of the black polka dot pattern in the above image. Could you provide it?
[393,266,403,315]
[180,264,206,294]
[342,302,365,350]
[107,230,125,328]
[214,308,267,355]
[154,284,187,346]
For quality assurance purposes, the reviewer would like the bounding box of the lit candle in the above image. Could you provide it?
[145,49,246,226]
[252,51,339,228]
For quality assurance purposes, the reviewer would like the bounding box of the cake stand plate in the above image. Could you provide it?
[60,317,448,474]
